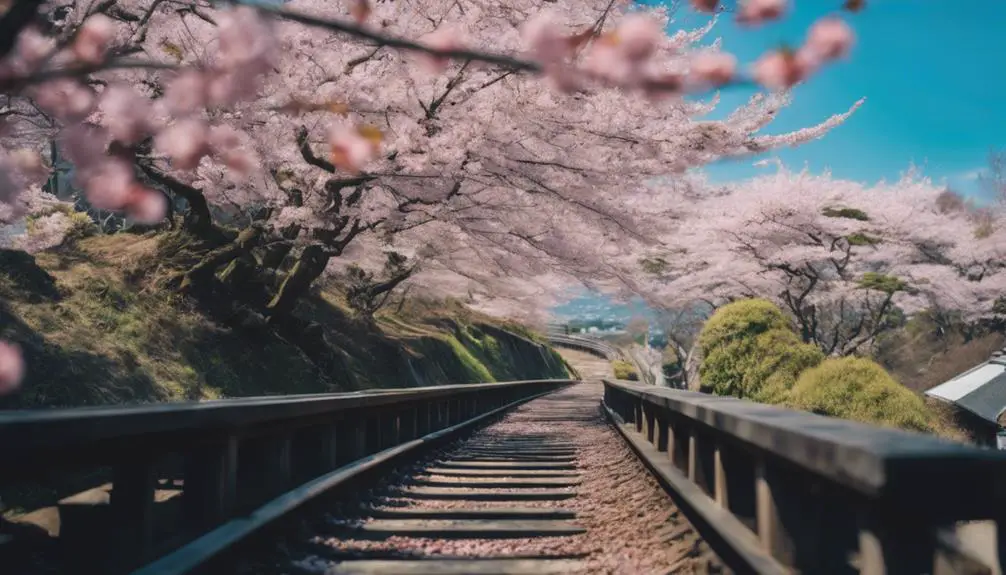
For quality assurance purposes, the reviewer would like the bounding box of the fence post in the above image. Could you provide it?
[182,434,238,531]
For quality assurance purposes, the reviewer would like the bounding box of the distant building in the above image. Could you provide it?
[925,348,1006,448]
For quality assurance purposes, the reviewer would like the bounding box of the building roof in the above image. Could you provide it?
[925,352,1006,424]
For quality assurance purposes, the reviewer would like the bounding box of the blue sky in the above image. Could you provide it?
[660,0,1006,200]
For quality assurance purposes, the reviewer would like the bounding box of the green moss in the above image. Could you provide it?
[612,360,639,381]
[788,357,934,432]
[442,333,496,383]
[822,206,870,221]
[847,232,881,246]
[639,256,670,275]
[859,272,909,294]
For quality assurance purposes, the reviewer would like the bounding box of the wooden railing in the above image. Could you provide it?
[602,379,1006,575]
[0,379,573,574]
[547,333,622,361]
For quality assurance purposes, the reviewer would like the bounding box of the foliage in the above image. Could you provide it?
[612,359,639,381]
[859,272,911,295]
[822,206,869,221]
[636,167,1006,357]
[846,232,880,246]
[788,357,934,432]
[698,299,823,402]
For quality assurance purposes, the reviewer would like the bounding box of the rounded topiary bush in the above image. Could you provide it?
[788,357,934,432]
[612,359,639,381]
[698,299,823,402]
[697,298,792,351]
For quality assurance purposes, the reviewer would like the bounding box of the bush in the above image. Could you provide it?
[697,298,791,351]
[788,357,934,432]
[698,299,823,402]
[612,359,639,381]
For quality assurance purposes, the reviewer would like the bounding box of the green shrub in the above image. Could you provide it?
[697,299,823,402]
[697,298,791,352]
[788,357,934,432]
[822,206,869,221]
[612,359,639,381]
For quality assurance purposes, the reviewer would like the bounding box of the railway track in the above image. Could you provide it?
[235,378,720,575]
[8,347,988,574]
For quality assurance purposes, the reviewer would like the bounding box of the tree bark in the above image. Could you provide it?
[266,244,331,318]
[179,226,262,293]
[138,164,216,237]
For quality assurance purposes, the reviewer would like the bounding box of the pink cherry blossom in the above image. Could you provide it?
[584,39,634,86]
[125,187,168,224]
[60,125,107,173]
[521,12,570,65]
[82,159,134,210]
[209,126,259,178]
[0,341,24,395]
[737,0,787,26]
[751,50,812,91]
[690,0,720,12]
[163,71,209,115]
[688,52,737,87]
[615,14,663,62]
[215,7,275,73]
[72,14,117,65]
[100,85,157,144]
[154,120,210,170]
[804,17,855,61]
[206,71,262,108]
[0,168,19,206]
[12,28,53,73]
[642,70,685,101]
[32,80,95,122]
[417,25,465,74]
[8,150,48,182]
[329,124,379,174]
[0,0,864,334]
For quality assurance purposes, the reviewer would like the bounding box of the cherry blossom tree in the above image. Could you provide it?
[0,0,864,392]
[632,164,1006,357]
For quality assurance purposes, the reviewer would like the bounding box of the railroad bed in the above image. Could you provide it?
[237,382,722,575]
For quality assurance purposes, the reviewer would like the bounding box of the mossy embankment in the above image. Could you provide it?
[0,233,567,409]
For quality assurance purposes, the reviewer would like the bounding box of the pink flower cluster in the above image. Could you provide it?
[0,15,167,221]
[0,7,274,223]
[517,8,855,97]
[415,25,467,74]
[752,17,855,90]
[153,7,272,178]
[163,7,276,114]
[154,121,259,178]
[690,0,855,91]
[513,2,856,96]
[0,150,49,221]
[0,340,24,396]
[521,12,689,96]
[329,123,383,174]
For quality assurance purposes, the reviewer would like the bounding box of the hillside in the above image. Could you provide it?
[0,233,569,409]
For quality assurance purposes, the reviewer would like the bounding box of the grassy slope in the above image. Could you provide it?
[0,233,567,410]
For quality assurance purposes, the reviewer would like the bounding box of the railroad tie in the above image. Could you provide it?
[305,402,588,574]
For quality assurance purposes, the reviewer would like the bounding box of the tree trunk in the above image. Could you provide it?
[179,226,262,294]
[138,164,216,238]
[266,244,331,318]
